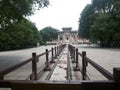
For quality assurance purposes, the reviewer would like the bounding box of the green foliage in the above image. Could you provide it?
[78,0,120,47]
[40,26,59,43]
[0,19,43,51]
[0,0,49,30]
[0,31,13,50]
[0,0,49,51]
[78,4,94,39]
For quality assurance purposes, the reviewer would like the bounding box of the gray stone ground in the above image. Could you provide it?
[0,44,120,90]
[50,46,68,80]
[75,44,120,80]
[0,45,56,80]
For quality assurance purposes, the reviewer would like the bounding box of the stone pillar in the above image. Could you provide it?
[58,34,60,45]
[63,33,65,44]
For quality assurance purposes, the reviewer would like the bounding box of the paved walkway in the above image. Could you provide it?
[75,44,120,80]
[49,45,82,80]
[0,44,120,81]
[50,46,68,80]
[0,44,120,90]
[0,45,56,80]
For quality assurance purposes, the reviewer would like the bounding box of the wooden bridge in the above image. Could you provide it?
[0,44,120,90]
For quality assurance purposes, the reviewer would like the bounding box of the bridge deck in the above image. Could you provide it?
[39,45,82,81]
[1,45,120,81]
[0,45,120,90]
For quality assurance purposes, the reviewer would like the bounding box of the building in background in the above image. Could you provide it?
[46,27,90,45]
[58,27,79,44]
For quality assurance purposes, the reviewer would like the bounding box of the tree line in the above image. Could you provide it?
[0,0,58,51]
[78,0,120,47]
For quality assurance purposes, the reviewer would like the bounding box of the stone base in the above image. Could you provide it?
[74,67,80,71]
[44,67,51,71]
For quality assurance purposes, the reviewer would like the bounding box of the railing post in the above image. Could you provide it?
[58,45,60,54]
[0,74,4,80]
[31,52,37,80]
[50,47,55,63]
[70,46,72,57]
[72,47,76,63]
[44,49,51,71]
[82,51,87,80]
[58,46,60,54]
[70,46,73,58]
[57,46,58,56]
[54,47,57,59]
[74,48,80,71]
[113,68,120,89]
[69,45,72,58]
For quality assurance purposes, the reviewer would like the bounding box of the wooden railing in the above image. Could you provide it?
[0,44,120,90]
[68,44,113,80]
[68,44,120,90]
[0,44,66,80]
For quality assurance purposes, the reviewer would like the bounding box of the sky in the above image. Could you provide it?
[29,0,91,31]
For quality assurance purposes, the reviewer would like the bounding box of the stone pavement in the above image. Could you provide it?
[50,47,68,80]
[0,45,56,80]
[2,44,119,81]
[49,45,82,81]
[0,44,120,90]
[75,44,120,80]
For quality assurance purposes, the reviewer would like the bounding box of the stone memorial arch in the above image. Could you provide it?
[58,27,78,44]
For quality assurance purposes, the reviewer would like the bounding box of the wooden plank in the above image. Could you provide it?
[12,83,82,90]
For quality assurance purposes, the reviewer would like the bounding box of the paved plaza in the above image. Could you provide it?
[75,44,120,80]
[0,45,56,80]
[0,44,120,81]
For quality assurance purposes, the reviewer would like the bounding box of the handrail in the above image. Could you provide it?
[68,44,114,80]
[0,44,66,80]
[45,45,66,80]
[85,57,113,80]
[78,52,113,80]
[0,80,116,88]
[37,52,46,57]
[0,44,120,90]
[0,51,46,79]
[0,58,32,79]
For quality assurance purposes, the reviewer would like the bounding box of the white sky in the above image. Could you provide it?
[29,0,91,30]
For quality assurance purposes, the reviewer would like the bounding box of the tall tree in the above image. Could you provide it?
[0,0,49,30]
[78,0,120,47]
[40,26,59,43]
[0,19,43,51]
[78,4,94,39]
[0,0,49,50]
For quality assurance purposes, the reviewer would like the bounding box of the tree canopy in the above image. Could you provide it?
[0,19,43,51]
[78,0,120,47]
[40,26,59,43]
[0,0,49,51]
[0,0,49,30]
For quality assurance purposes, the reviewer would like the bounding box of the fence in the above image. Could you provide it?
[0,44,120,90]
[68,44,120,90]
[0,44,66,80]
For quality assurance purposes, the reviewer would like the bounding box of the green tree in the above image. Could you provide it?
[78,4,94,39]
[0,0,49,30]
[40,26,59,43]
[0,31,13,50]
[90,14,115,47]
[0,19,43,51]
[0,0,49,50]
[78,0,120,47]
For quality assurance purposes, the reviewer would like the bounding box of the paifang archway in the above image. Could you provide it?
[58,27,78,44]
